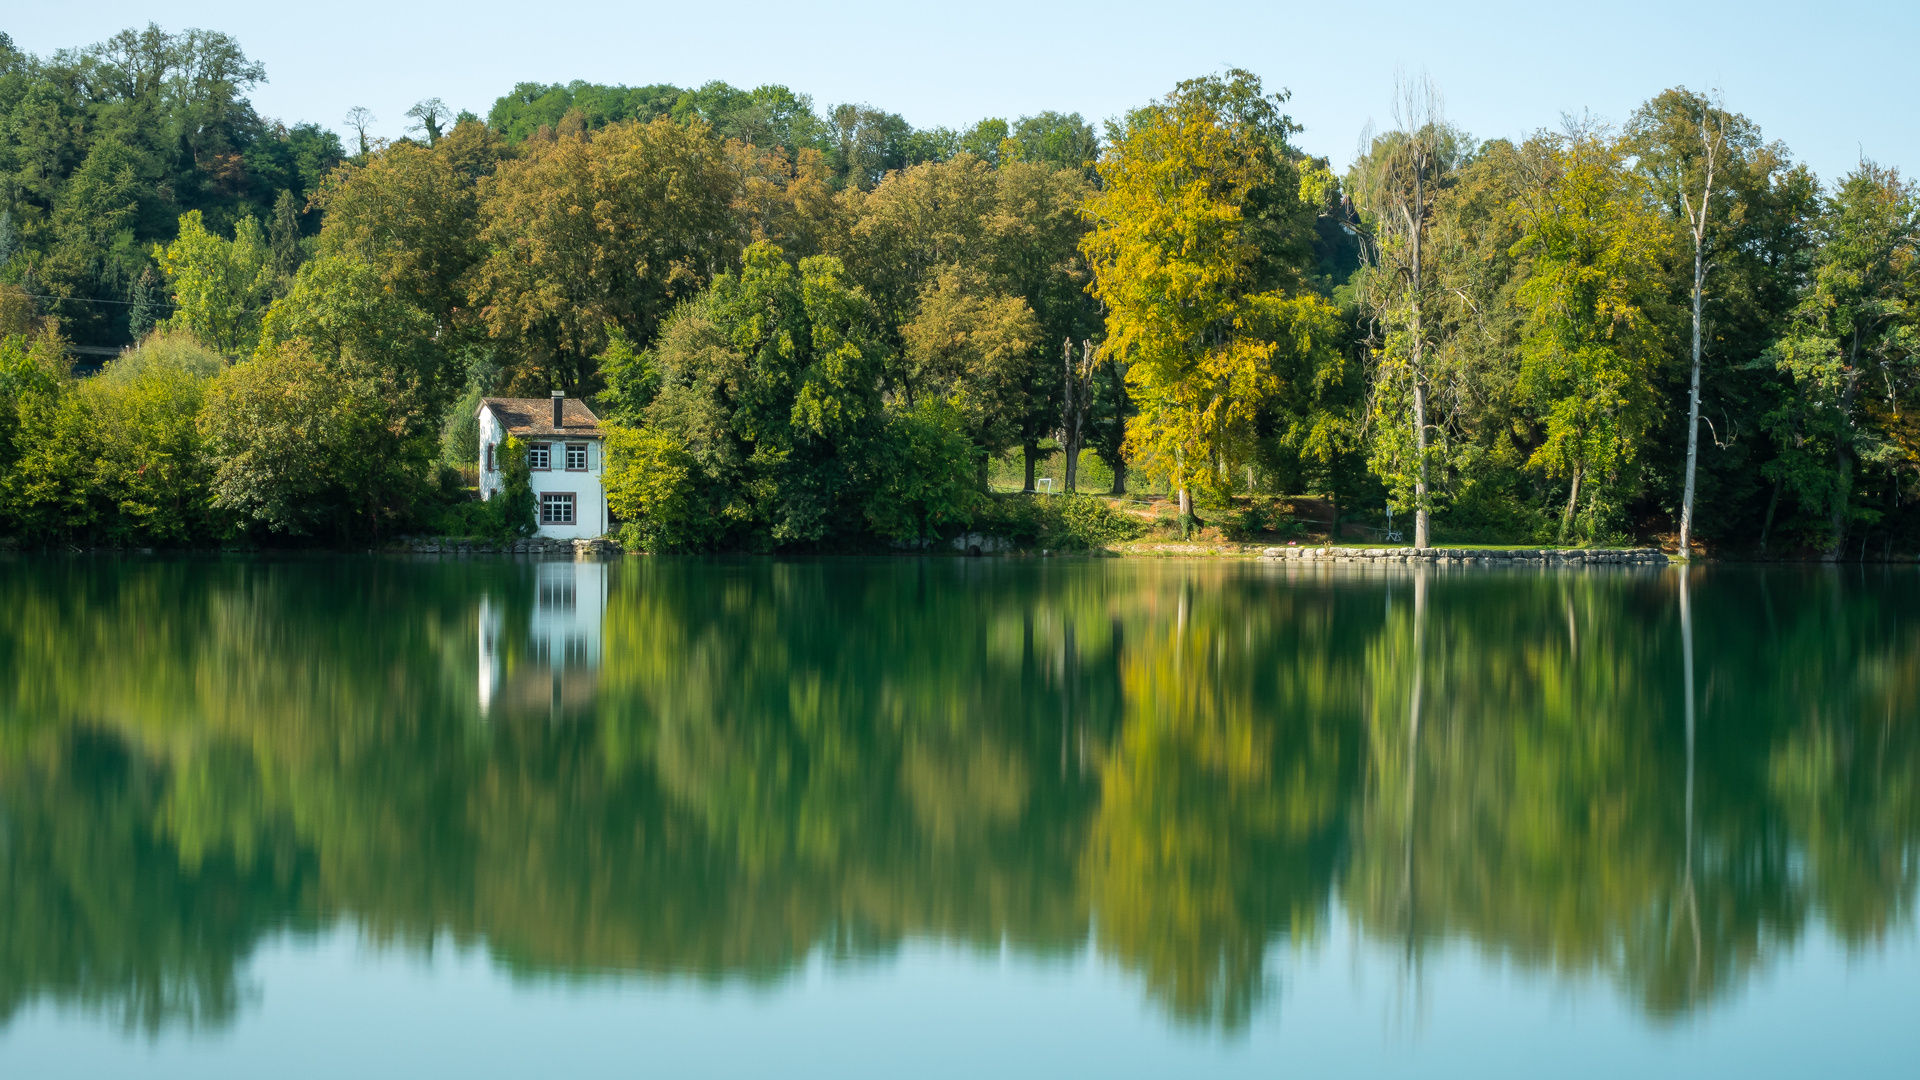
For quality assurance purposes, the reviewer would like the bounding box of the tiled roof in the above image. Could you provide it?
[478,397,604,438]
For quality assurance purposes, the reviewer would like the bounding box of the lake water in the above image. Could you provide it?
[0,555,1914,1078]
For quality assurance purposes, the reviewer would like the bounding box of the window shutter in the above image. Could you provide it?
[589,442,599,472]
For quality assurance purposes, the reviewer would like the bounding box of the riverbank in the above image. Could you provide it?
[1258,545,1670,565]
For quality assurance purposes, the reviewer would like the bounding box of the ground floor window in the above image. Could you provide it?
[541,492,575,525]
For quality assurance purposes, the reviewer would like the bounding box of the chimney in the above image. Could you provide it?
[551,389,564,429]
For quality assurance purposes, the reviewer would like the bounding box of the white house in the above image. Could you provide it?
[477,392,609,539]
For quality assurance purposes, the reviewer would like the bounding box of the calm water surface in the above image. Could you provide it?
[0,556,1915,1078]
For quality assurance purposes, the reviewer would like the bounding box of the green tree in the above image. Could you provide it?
[1628,89,1755,556]
[862,399,979,542]
[1082,70,1339,530]
[469,117,741,393]
[1764,163,1919,557]
[1012,112,1099,175]
[256,255,445,402]
[152,211,273,357]
[1510,126,1668,542]
[901,266,1040,489]
[602,425,708,551]
[200,340,435,540]
[641,241,887,549]
[75,331,225,543]
[1349,77,1473,547]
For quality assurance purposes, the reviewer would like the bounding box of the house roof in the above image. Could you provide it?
[478,397,605,438]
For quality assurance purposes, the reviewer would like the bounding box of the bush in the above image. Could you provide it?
[421,438,536,541]
[0,330,228,545]
[974,493,1143,551]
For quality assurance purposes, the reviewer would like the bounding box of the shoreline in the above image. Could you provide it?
[11,540,1916,566]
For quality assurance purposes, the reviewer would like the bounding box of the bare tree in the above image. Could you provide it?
[406,98,452,147]
[1352,75,1467,550]
[343,106,376,156]
[1060,338,1095,493]
[1629,89,1752,560]
[1675,107,1725,562]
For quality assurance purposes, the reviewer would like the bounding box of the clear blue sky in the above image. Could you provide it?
[8,1,1914,185]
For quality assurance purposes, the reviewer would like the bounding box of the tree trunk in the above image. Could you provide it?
[1061,339,1079,494]
[1678,239,1705,559]
[1411,167,1431,551]
[1825,332,1862,560]
[976,451,990,494]
[1109,458,1127,497]
[1178,485,1192,539]
[1560,466,1583,542]
[1022,443,1037,494]
[1759,474,1782,555]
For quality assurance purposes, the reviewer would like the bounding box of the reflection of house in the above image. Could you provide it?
[477,392,609,539]
[478,562,608,719]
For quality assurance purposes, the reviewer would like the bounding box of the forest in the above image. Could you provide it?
[1,24,1915,556]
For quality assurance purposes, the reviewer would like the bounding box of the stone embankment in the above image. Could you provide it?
[404,536,621,558]
[1260,545,1668,566]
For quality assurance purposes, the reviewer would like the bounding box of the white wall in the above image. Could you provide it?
[478,406,609,539]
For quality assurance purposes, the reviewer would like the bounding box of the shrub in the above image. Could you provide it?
[974,493,1143,551]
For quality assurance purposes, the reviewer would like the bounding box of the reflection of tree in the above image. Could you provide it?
[0,559,1915,1034]
[0,729,310,1033]
[1081,573,1361,1025]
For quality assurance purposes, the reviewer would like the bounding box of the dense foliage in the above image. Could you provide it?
[2,24,1916,555]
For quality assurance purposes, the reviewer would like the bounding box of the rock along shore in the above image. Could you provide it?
[1259,545,1668,566]
[403,536,621,558]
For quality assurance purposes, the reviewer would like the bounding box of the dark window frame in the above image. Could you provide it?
[540,491,576,525]
[565,443,588,471]
[528,442,552,471]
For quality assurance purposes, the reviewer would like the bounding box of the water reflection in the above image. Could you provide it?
[479,562,607,718]
[0,557,1913,1037]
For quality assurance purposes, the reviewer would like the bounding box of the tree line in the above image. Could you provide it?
[1,25,1914,555]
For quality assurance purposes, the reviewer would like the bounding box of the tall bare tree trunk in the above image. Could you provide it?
[1411,167,1431,551]
[1022,443,1038,494]
[1678,242,1705,558]
[1677,120,1717,561]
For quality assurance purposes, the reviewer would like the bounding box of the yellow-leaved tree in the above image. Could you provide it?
[1081,71,1341,530]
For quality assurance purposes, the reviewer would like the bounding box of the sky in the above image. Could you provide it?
[7,1,1915,184]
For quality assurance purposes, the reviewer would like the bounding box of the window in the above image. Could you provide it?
[541,492,575,525]
[565,443,588,471]
[528,443,550,470]
[485,444,495,472]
